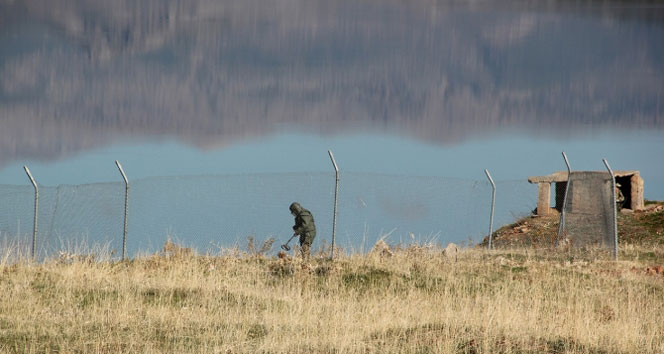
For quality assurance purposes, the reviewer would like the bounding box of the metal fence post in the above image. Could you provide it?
[328,150,339,259]
[557,151,572,237]
[484,169,496,250]
[23,166,38,261]
[115,161,129,261]
[602,158,619,260]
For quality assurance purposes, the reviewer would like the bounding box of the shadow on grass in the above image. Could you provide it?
[365,322,613,354]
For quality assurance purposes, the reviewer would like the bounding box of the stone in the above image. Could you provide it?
[162,239,193,257]
[443,243,459,261]
[646,265,663,275]
[371,239,393,257]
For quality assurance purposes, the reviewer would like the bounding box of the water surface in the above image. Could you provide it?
[1,0,663,255]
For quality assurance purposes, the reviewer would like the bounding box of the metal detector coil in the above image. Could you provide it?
[281,234,297,251]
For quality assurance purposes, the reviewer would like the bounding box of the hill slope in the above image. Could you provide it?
[484,201,664,248]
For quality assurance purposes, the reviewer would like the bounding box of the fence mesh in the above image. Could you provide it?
[0,183,125,260]
[560,171,615,247]
[0,173,537,259]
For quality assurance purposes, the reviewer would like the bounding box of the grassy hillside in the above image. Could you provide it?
[1,241,663,353]
[485,201,664,249]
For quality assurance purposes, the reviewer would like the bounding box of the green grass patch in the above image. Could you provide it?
[74,288,120,308]
[141,287,203,307]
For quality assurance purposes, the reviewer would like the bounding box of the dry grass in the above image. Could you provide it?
[1,242,663,353]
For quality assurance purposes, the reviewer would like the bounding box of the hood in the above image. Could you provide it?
[289,202,303,214]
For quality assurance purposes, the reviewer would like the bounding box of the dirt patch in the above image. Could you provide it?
[620,203,664,245]
[481,214,561,248]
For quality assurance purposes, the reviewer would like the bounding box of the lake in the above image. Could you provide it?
[1,0,663,257]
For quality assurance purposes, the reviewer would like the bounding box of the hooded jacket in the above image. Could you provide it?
[290,202,316,241]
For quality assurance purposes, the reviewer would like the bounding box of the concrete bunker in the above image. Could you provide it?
[528,170,644,216]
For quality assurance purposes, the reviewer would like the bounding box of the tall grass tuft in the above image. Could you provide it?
[0,240,662,353]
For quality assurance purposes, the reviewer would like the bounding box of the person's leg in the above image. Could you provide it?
[300,242,311,259]
[299,234,310,259]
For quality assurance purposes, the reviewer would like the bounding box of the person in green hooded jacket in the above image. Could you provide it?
[290,202,316,258]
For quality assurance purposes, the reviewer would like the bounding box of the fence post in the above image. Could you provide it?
[23,166,38,261]
[557,151,572,238]
[328,150,339,259]
[115,161,129,261]
[484,169,496,250]
[602,158,619,260]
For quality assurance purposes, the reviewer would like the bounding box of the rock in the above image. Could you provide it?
[642,204,664,214]
[162,239,193,258]
[646,265,663,275]
[443,243,459,261]
[371,239,393,257]
[57,251,95,264]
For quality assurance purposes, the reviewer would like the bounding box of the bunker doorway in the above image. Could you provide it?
[554,177,633,212]
[615,176,632,209]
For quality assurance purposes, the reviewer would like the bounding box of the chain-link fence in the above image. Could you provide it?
[556,153,620,258]
[1,170,537,261]
[558,171,618,252]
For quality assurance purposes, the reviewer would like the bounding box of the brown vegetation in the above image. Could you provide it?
[1,239,664,353]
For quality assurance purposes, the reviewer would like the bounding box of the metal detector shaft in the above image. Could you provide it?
[281,234,297,251]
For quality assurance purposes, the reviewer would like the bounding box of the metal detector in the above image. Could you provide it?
[281,234,297,251]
